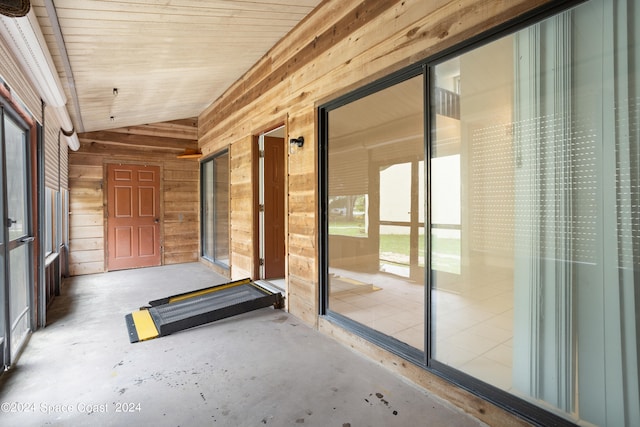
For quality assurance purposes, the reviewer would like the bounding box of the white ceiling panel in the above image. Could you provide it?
[30,0,321,132]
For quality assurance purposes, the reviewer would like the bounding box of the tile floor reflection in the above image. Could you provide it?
[328,267,514,391]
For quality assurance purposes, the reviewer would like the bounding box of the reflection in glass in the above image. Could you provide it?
[202,152,229,267]
[328,195,367,238]
[327,75,425,350]
[213,153,229,264]
[202,160,214,259]
[431,3,640,425]
[431,155,460,275]
[1,96,33,368]
[5,116,27,240]
[9,244,29,358]
[0,113,4,366]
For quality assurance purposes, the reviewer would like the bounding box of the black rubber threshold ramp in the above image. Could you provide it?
[125,278,283,343]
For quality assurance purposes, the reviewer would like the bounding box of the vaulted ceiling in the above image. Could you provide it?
[28,0,322,134]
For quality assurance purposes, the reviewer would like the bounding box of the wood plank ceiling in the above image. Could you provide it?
[29,0,321,134]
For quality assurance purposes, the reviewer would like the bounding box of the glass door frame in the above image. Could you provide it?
[200,148,230,270]
[318,64,428,368]
[0,92,37,371]
[318,2,583,424]
[0,104,6,370]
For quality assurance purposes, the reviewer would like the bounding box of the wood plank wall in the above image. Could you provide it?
[68,118,199,276]
[198,0,552,326]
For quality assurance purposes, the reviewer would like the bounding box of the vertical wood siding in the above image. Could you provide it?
[229,137,254,279]
[43,110,66,190]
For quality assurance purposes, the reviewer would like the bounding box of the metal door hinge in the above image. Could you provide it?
[259,204,264,212]
[259,150,265,158]
[259,258,264,266]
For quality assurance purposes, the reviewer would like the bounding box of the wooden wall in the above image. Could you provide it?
[68,119,199,276]
[198,0,552,325]
[43,108,69,192]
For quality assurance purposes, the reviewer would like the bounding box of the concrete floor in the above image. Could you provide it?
[0,263,487,427]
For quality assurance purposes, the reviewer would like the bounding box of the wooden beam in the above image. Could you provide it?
[78,130,197,151]
[108,118,198,139]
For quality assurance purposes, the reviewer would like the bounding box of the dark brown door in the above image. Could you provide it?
[107,164,161,270]
[263,136,285,278]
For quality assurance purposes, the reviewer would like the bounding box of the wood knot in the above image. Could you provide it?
[407,27,420,37]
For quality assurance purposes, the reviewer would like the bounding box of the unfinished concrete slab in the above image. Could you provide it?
[0,263,487,426]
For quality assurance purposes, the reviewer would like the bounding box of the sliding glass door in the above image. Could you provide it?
[323,74,426,356]
[431,2,640,424]
[0,109,5,370]
[321,0,640,424]
[1,105,34,369]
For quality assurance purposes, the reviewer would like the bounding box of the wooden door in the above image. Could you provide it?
[263,136,285,278]
[107,164,161,270]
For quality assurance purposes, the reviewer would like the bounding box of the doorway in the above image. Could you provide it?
[0,103,36,370]
[107,163,161,271]
[254,127,286,285]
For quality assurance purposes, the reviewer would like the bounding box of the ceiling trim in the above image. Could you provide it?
[43,0,83,133]
[0,9,79,149]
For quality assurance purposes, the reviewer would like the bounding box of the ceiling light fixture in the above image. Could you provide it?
[289,136,304,148]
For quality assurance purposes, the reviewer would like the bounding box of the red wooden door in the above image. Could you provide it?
[107,164,161,270]
[263,136,285,278]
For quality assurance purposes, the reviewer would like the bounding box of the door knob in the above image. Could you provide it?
[6,218,16,227]
[154,218,159,223]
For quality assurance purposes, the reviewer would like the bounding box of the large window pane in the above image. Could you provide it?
[202,161,214,259]
[213,153,229,264]
[5,117,28,240]
[0,112,5,368]
[44,188,53,255]
[327,75,425,351]
[431,1,640,425]
[201,151,229,267]
[9,244,29,358]
[431,37,515,392]
[3,113,32,362]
